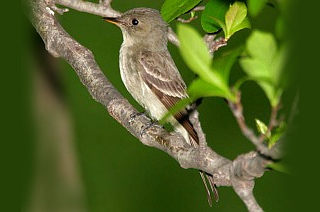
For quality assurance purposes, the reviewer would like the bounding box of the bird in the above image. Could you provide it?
[102,7,218,206]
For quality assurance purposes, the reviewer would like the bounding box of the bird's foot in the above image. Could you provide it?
[129,111,147,124]
[140,121,159,138]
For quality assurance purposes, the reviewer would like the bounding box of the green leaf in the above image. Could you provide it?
[275,17,285,39]
[233,76,273,92]
[247,0,267,17]
[267,162,291,175]
[212,46,244,84]
[188,78,232,99]
[230,17,251,36]
[239,30,284,106]
[188,46,243,101]
[177,24,225,89]
[225,2,251,39]
[201,0,231,33]
[271,44,288,87]
[161,0,202,23]
[268,122,287,148]
[246,30,277,66]
[255,119,270,138]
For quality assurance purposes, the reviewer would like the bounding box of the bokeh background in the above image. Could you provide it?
[22,0,299,211]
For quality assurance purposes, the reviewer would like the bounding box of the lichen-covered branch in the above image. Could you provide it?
[23,0,276,211]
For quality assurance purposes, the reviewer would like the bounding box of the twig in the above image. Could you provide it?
[46,0,69,15]
[176,5,205,23]
[55,0,121,17]
[204,34,227,54]
[258,103,282,142]
[167,27,180,47]
[192,6,205,11]
[227,92,280,158]
[177,16,198,23]
[189,110,206,149]
[99,0,112,7]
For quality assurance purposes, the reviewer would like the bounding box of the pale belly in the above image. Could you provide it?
[119,49,190,144]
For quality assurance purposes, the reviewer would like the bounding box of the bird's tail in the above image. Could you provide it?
[199,171,219,206]
[174,123,219,206]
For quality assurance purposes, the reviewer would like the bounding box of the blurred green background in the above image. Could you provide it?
[22,0,299,211]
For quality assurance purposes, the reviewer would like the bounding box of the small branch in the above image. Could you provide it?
[55,0,121,17]
[177,16,198,23]
[99,0,112,7]
[268,104,281,131]
[167,27,180,47]
[258,103,281,142]
[189,110,207,151]
[176,5,205,23]
[192,6,205,11]
[228,92,280,158]
[204,34,227,54]
[45,0,69,15]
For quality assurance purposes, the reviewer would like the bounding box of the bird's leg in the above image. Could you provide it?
[129,112,162,137]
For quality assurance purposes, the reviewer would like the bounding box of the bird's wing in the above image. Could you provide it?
[138,50,198,144]
[139,51,187,98]
[139,51,218,204]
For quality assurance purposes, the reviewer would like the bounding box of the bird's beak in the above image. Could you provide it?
[102,17,121,25]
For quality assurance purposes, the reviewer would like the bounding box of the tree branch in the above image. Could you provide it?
[176,6,205,23]
[54,0,121,17]
[24,0,274,210]
[204,34,228,54]
[228,92,281,159]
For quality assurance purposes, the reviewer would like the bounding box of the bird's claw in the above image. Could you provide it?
[140,121,159,138]
[129,112,146,124]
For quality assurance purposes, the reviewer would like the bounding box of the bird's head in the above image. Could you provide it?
[103,8,168,47]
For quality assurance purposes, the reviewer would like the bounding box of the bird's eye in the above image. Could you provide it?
[132,18,139,25]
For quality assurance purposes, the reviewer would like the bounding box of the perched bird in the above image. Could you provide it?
[103,8,218,205]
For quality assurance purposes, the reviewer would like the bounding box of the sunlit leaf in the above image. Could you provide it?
[188,78,232,99]
[255,119,270,138]
[177,24,225,89]
[268,122,287,148]
[229,17,251,37]
[246,30,277,66]
[225,1,251,39]
[240,30,284,106]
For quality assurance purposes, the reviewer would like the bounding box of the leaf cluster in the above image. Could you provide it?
[160,0,293,173]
